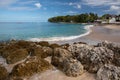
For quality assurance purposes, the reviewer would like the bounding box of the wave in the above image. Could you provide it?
[28,25,94,42]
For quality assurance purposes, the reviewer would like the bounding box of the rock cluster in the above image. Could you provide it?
[68,43,114,73]
[51,48,84,77]
[10,57,52,78]
[0,40,120,79]
[97,41,120,67]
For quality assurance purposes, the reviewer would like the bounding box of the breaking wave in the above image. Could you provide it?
[28,25,94,42]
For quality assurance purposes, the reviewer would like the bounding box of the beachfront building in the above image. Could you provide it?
[108,15,120,23]
[109,17,116,23]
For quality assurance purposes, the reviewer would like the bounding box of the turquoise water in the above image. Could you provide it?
[0,22,90,41]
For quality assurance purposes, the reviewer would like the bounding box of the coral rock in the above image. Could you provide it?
[10,57,52,77]
[97,64,120,80]
[68,43,114,73]
[6,49,28,64]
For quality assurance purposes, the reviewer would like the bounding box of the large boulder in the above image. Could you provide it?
[37,41,49,47]
[0,65,8,80]
[49,43,60,49]
[42,47,53,58]
[63,58,84,77]
[51,48,84,77]
[68,43,114,73]
[6,49,28,64]
[97,41,120,67]
[10,56,52,78]
[97,41,120,53]
[51,48,72,68]
[97,64,120,80]
[29,46,53,58]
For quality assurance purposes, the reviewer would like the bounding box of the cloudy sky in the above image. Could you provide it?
[0,0,120,22]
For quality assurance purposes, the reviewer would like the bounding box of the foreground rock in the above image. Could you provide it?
[0,65,8,80]
[97,41,120,67]
[0,40,120,79]
[52,48,84,77]
[6,49,28,64]
[63,58,84,77]
[68,43,114,73]
[10,57,52,79]
[97,64,120,80]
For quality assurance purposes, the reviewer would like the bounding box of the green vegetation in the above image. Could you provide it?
[48,13,98,23]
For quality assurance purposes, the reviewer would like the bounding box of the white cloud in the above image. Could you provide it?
[19,1,37,5]
[0,0,18,7]
[34,3,42,8]
[68,2,81,9]
[0,0,42,10]
[65,11,78,14]
[82,0,120,6]
[110,5,120,10]
[69,2,73,6]
[7,6,38,11]
[76,4,81,9]
[109,5,120,14]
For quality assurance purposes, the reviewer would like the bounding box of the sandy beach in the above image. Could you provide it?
[85,24,120,43]
[50,24,120,45]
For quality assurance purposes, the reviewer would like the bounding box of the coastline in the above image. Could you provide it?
[29,25,94,42]
[49,24,120,45]
[0,24,120,80]
[84,24,120,43]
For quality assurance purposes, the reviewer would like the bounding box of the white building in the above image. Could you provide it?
[109,17,116,23]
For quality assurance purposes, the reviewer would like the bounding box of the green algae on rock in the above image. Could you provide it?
[10,56,52,77]
[6,49,29,64]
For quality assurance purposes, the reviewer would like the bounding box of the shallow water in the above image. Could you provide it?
[0,22,90,41]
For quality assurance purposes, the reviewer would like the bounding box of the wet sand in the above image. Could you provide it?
[85,24,120,43]
[29,69,96,80]
[50,24,120,45]
[29,57,96,80]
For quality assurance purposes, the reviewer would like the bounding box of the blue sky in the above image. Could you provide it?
[0,0,120,22]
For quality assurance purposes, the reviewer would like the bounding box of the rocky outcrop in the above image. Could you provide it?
[62,58,84,77]
[51,48,72,68]
[51,48,84,77]
[37,41,50,47]
[6,49,28,64]
[10,56,52,78]
[68,43,114,73]
[0,40,120,79]
[97,41,120,67]
[49,43,60,49]
[97,64,120,80]
[0,65,8,80]
[28,46,53,58]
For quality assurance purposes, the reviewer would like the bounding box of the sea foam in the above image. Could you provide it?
[29,25,94,42]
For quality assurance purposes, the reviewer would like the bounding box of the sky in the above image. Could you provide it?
[0,0,120,22]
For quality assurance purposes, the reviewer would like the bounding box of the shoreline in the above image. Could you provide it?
[28,25,94,42]
[49,24,120,45]
[85,24,120,43]
[0,24,119,45]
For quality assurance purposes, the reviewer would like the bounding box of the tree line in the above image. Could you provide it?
[48,13,120,23]
[48,13,98,23]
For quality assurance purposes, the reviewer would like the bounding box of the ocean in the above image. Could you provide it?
[0,22,93,41]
